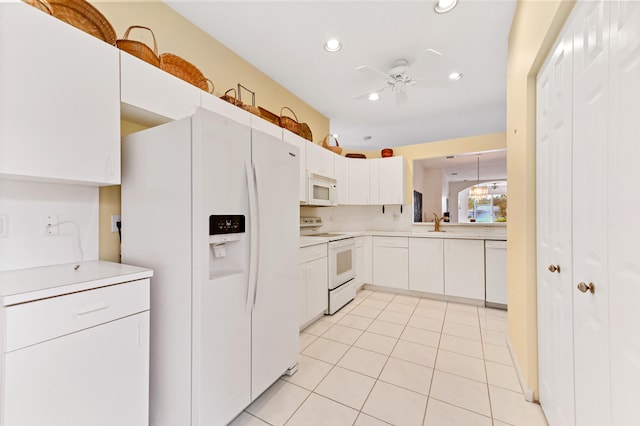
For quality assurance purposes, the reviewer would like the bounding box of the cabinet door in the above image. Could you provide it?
[307,257,328,320]
[409,238,444,294]
[121,51,201,124]
[333,155,349,204]
[306,142,335,177]
[354,243,364,288]
[282,130,307,203]
[379,157,406,204]
[347,158,370,204]
[443,239,484,300]
[485,241,507,305]
[362,236,373,284]
[3,312,149,426]
[369,159,380,204]
[373,244,408,289]
[299,263,308,327]
[0,3,120,185]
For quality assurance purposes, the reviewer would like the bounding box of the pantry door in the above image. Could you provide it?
[608,1,640,423]
[536,25,575,426]
[571,1,611,425]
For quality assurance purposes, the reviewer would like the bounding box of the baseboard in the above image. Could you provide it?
[506,336,535,402]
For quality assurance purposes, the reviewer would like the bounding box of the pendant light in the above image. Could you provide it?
[469,154,488,201]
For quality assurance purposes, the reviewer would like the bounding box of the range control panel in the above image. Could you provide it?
[209,215,245,235]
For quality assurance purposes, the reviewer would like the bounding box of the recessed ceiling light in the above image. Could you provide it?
[368,93,380,101]
[324,39,341,52]
[434,0,458,14]
[448,72,463,81]
[363,135,372,141]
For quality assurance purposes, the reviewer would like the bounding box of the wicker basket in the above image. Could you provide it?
[23,0,53,15]
[49,0,116,45]
[237,84,261,117]
[322,134,343,155]
[299,123,313,142]
[258,107,280,126]
[280,107,301,135]
[160,53,211,92]
[116,26,160,68]
[221,88,243,106]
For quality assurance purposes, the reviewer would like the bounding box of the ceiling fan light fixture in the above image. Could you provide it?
[434,0,458,14]
[368,93,380,101]
[448,72,463,81]
[324,38,342,52]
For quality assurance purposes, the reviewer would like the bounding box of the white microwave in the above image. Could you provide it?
[307,171,337,206]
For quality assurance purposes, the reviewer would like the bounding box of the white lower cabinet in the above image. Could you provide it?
[354,236,372,288]
[372,237,408,289]
[299,244,328,328]
[443,239,485,300]
[408,238,444,294]
[0,263,152,426]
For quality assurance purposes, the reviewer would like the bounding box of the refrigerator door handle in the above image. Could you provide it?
[245,159,259,310]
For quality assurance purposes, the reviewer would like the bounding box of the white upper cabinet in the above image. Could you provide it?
[306,142,335,178]
[369,159,381,205]
[120,51,201,125]
[347,158,370,205]
[333,155,349,205]
[379,157,406,204]
[0,3,120,185]
[282,130,307,203]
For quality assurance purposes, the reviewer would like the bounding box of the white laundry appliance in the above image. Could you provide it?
[121,108,300,426]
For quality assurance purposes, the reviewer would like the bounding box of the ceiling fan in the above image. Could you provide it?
[354,48,446,105]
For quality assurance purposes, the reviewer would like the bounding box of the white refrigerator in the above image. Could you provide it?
[121,108,300,426]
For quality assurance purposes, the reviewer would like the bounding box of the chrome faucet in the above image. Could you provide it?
[432,213,444,232]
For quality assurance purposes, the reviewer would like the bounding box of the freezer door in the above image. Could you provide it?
[191,109,253,425]
[250,128,300,398]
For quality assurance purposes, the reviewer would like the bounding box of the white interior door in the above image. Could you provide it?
[571,2,611,425]
[536,26,576,426]
[608,2,640,423]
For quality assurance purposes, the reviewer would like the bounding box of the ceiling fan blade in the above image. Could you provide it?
[409,47,445,69]
[355,65,390,79]
[353,85,390,100]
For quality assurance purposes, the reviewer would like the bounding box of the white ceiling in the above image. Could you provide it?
[165,0,516,150]
[414,148,507,182]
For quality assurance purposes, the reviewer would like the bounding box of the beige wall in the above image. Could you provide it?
[506,0,575,399]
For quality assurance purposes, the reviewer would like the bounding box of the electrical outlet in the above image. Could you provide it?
[44,215,59,235]
[111,214,121,233]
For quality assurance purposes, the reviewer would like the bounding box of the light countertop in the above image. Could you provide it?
[0,260,153,306]
[300,231,507,247]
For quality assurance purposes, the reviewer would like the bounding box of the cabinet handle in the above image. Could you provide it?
[73,301,110,316]
[548,264,561,273]
[577,282,595,294]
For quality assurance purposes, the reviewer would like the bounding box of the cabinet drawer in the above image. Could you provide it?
[6,278,150,352]
[373,236,408,248]
[300,244,327,264]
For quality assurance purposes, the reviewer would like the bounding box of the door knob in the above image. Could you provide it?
[548,264,561,273]
[577,282,595,294]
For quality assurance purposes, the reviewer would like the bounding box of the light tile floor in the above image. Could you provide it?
[230,289,548,426]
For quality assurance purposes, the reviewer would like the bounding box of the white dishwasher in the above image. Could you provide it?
[485,240,508,309]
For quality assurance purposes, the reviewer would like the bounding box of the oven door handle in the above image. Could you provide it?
[328,238,355,249]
